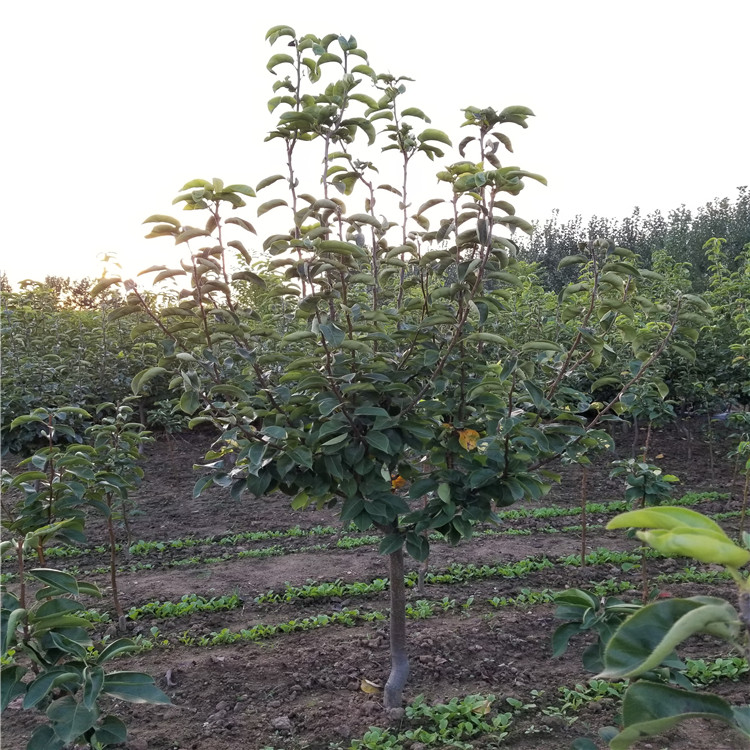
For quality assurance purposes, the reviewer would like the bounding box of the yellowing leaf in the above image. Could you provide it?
[472,699,492,716]
[391,475,408,490]
[638,528,750,569]
[458,429,479,451]
[360,678,382,694]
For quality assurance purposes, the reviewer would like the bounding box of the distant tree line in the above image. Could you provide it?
[521,187,750,291]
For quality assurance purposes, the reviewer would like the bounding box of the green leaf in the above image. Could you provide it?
[256,174,286,191]
[464,331,508,346]
[379,533,404,555]
[180,179,212,190]
[487,270,522,287]
[175,227,211,244]
[494,215,534,235]
[500,105,535,117]
[321,433,348,447]
[83,665,105,710]
[606,506,725,534]
[265,24,296,42]
[108,304,141,322]
[102,672,171,704]
[681,293,712,313]
[193,474,213,498]
[96,638,139,664]
[232,270,267,288]
[267,53,294,72]
[558,254,589,269]
[282,330,317,343]
[27,725,64,750]
[551,622,583,658]
[90,277,122,297]
[354,406,390,418]
[209,384,249,400]
[225,217,257,234]
[56,406,92,419]
[670,342,696,362]
[30,613,92,635]
[29,569,79,594]
[261,426,287,440]
[351,63,375,77]
[9,414,45,430]
[570,738,599,750]
[591,376,621,392]
[257,198,288,217]
[143,213,181,227]
[364,431,390,454]
[346,212,383,229]
[401,107,431,122]
[318,240,366,258]
[609,681,740,750]
[46,695,99,743]
[10,470,48,484]
[405,532,430,561]
[151,268,187,284]
[131,367,167,396]
[91,715,128,746]
[35,598,83,619]
[1,665,27,711]
[521,340,564,353]
[291,491,309,511]
[224,183,256,197]
[319,323,346,348]
[418,128,452,146]
[637,527,750,568]
[600,597,741,680]
[179,391,201,416]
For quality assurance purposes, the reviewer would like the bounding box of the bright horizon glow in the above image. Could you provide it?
[4,1,748,287]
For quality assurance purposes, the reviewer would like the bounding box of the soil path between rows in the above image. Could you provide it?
[3,422,747,750]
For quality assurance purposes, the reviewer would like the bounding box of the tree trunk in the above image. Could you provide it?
[107,506,127,633]
[384,545,409,709]
[580,465,588,569]
[740,471,750,540]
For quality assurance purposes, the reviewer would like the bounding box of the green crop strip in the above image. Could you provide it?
[129,593,243,620]
[76,561,741,660]
[0,492,731,587]
[255,557,556,604]
[29,491,728,566]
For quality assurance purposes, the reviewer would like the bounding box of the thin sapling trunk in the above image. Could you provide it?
[384,545,409,710]
[642,421,653,461]
[740,469,750,540]
[580,465,588,568]
[106,496,127,632]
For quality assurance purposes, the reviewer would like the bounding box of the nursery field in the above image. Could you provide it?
[3,21,750,750]
[2,424,749,750]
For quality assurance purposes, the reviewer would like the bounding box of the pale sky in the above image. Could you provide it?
[3,1,748,286]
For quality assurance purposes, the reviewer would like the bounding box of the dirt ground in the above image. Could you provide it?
[2,420,749,750]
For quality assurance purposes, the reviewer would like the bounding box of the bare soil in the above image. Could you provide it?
[2,421,749,750]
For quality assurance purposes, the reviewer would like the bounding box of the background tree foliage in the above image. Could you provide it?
[523,187,750,292]
[1,280,169,453]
